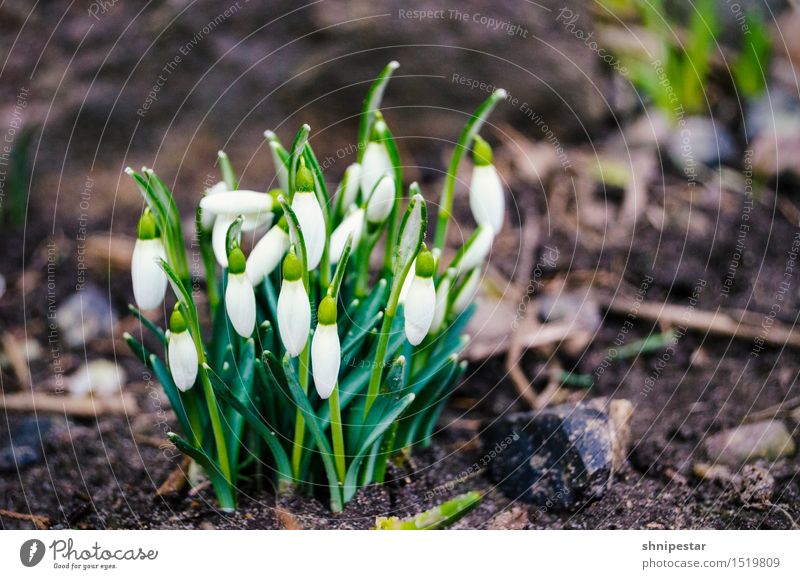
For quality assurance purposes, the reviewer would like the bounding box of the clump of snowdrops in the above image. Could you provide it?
[124,62,506,512]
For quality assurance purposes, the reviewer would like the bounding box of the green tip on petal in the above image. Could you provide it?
[318,295,337,325]
[228,246,246,274]
[416,245,435,278]
[282,250,302,281]
[269,188,285,204]
[472,135,493,166]
[277,215,289,232]
[169,306,188,334]
[295,158,315,192]
[137,208,158,240]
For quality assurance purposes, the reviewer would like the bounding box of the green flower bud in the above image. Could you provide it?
[472,135,493,167]
[282,250,302,282]
[415,245,435,278]
[295,158,315,192]
[169,306,188,334]
[317,295,338,326]
[228,245,246,275]
[137,209,158,240]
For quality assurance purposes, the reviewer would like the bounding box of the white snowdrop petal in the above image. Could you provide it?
[212,214,236,267]
[397,258,415,304]
[366,175,395,224]
[469,164,504,231]
[329,208,364,264]
[341,163,361,208]
[360,142,392,200]
[225,273,257,337]
[199,190,273,215]
[277,279,311,356]
[457,225,494,273]
[453,270,480,313]
[404,276,436,346]
[200,182,228,230]
[430,275,452,334]
[291,191,326,270]
[240,211,274,232]
[132,238,168,311]
[311,324,340,399]
[168,331,199,392]
[246,226,290,285]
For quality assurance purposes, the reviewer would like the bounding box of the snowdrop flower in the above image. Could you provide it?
[199,181,228,231]
[337,162,361,210]
[291,160,326,270]
[452,267,480,314]
[360,120,393,200]
[430,269,455,334]
[167,307,198,392]
[225,246,256,338]
[469,136,504,232]
[247,219,290,285]
[200,190,275,267]
[131,209,168,311]
[277,250,311,356]
[398,258,415,304]
[453,224,494,274]
[366,174,395,224]
[311,296,340,399]
[404,246,436,346]
[329,208,364,263]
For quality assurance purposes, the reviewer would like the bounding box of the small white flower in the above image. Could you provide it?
[311,297,340,399]
[360,141,392,200]
[291,190,325,270]
[246,224,290,285]
[430,271,454,334]
[470,164,504,232]
[366,174,395,224]
[132,210,167,311]
[200,190,274,267]
[225,274,257,338]
[403,248,436,346]
[455,225,494,274]
[452,268,480,314]
[329,208,364,263]
[200,181,228,231]
[167,309,198,392]
[277,252,310,356]
[338,163,361,209]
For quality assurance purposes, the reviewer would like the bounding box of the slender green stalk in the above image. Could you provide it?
[199,366,234,506]
[364,284,401,416]
[329,386,346,484]
[291,340,311,478]
[432,89,506,260]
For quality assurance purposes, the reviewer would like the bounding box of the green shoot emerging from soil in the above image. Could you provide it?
[124,62,506,512]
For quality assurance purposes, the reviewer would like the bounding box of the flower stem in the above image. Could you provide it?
[291,340,311,478]
[329,386,346,484]
[432,89,506,261]
[199,366,234,493]
[364,303,397,417]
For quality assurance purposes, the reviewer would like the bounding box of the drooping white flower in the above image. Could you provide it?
[200,190,274,267]
[291,161,326,270]
[398,257,415,304]
[430,269,454,334]
[403,247,436,346]
[360,137,392,201]
[337,163,361,210]
[452,267,480,314]
[224,246,256,338]
[329,208,364,264]
[277,251,311,356]
[200,181,228,231]
[469,136,504,232]
[167,308,198,392]
[311,296,340,400]
[454,224,494,274]
[246,221,290,285]
[366,174,395,224]
[131,209,168,311]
